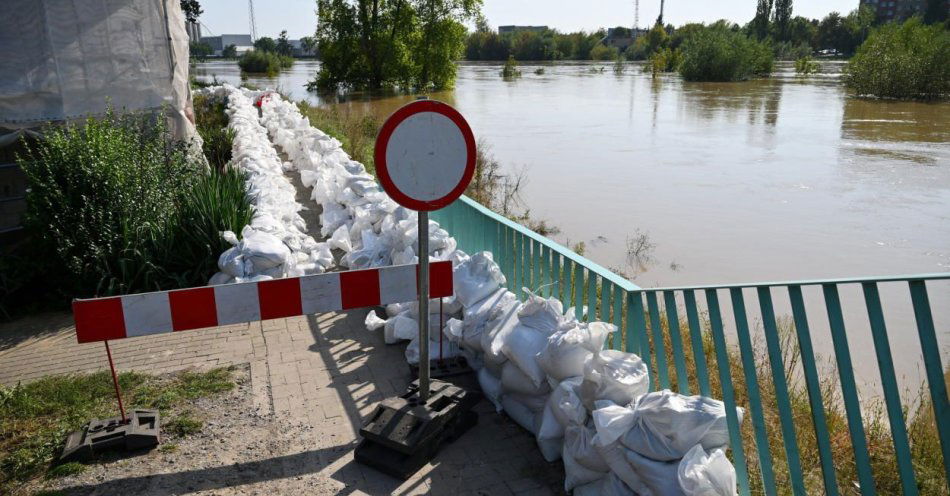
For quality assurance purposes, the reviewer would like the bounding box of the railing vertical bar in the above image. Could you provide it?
[757,287,806,496]
[480,206,489,253]
[552,253,562,304]
[908,280,950,487]
[601,277,613,347]
[540,245,551,298]
[705,289,751,496]
[612,284,623,351]
[515,232,524,298]
[588,271,599,322]
[788,285,839,496]
[663,291,690,394]
[862,282,917,495]
[499,226,509,292]
[628,292,652,388]
[532,239,541,294]
[729,288,777,494]
[573,263,584,321]
[645,291,671,390]
[822,283,875,495]
[561,259,572,309]
[683,289,711,397]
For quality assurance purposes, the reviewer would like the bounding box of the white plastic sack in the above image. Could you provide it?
[482,300,521,368]
[405,337,460,365]
[365,310,386,331]
[580,350,650,410]
[518,291,566,334]
[501,361,551,396]
[500,324,550,388]
[537,377,585,443]
[678,444,738,496]
[536,321,614,381]
[573,472,636,496]
[477,367,504,412]
[622,390,743,461]
[563,424,610,491]
[453,252,506,307]
[501,395,540,436]
[383,314,417,344]
[462,288,517,353]
[239,226,292,273]
[218,247,248,278]
[625,449,684,496]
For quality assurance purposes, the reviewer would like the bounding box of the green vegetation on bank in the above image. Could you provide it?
[238,50,293,76]
[845,18,950,99]
[679,25,774,81]
[310,0,480,92]
[0,367,235,493]
[1,102,252,317]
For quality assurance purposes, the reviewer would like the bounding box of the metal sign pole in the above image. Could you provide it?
[417,210,430,402]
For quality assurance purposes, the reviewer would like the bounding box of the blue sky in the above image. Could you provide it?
[197,0,861,39]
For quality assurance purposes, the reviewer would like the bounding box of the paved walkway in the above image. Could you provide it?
[0,308,565,495]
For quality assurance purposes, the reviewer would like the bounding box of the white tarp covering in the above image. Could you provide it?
[0,0,194,143]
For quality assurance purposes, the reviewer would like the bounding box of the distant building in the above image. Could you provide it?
[601,27,648,52]
[859,0,929,22]
[498,25,548,35]
[186,21,202,43]
[200,34,254,56]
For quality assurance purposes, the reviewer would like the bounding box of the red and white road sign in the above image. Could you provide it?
[72,262,453,344]
[374,100,476,211]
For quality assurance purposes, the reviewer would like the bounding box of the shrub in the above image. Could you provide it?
[501,55,522,78]
[679,26,774,82]
[193,93,234,170]
[17,109,251,297]
[648,47,683,76]
[795,55,821,75]
[844,18,950,99]
[238,50,293,76]
[589,44,619,61]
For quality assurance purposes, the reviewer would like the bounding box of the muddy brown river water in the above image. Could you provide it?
[195,60,949,398]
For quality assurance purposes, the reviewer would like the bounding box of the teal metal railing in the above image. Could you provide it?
[433,195,950,495]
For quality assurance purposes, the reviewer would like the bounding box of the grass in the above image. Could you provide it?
[0,367,234,493]
[166,413,203,437]
[297,101,381,173]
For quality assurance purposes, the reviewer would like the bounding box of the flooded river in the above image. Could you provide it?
[194,60,949,396]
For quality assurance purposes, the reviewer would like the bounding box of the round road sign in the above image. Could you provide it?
[374,100,476,211]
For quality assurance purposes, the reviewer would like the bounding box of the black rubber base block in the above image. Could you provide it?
[60,409,160,463]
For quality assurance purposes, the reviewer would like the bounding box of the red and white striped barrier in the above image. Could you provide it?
[73,262,453,343]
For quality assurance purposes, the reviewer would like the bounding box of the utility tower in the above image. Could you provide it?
[248,0,258,41]
[657,0,665,25]
[634,0,640,30]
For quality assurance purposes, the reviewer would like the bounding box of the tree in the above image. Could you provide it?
[752,0,774,40]
[180,0,202,23]
[312,0,481,92]
[787,16,818,49]
[189,41,213,58]
[299,36,318,56]
[817,12,846,53]
[253,36,277,53]
[276,30,294,56]
[222,44,238,58]
[773,0,793,41]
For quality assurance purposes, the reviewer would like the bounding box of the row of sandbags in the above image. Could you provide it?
[201,85,332,285]
[370,251,745,495]
[257,92,458,271]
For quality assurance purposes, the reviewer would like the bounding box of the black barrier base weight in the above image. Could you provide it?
[409,356,478,392]
[355,379,480,479]
[60,409,160,463]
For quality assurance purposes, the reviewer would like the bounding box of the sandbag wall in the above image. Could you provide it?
[203,86,744,495]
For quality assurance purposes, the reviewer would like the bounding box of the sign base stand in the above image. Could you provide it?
[59,409,160,463]
[355,379,480,479]
[409,356,477,392]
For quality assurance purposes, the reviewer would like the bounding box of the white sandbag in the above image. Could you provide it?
[574,472,636,496]
[405,337,460,365]
[591,400,637,446]
[625,449,684,496]
[536,321,614,381]
[462,288,517,353]
[384,314,417,344]
[444,318,464,343]
[499,324,549,388]
[482,300,521,367]
[239,227,292,273]
[563,425,610,491]
[622,390,743,461]
[477,367,504,412]
[453,251,506,307]
[501,361,551,396]
[580,350,650,410]
[501,395,540,436]
[218,247,249,278]
[365,310,386,331]
[537,377,585,443]
[329,224,352,252]
[517,291,566,334]
[678,444,738,496]
[208,272,234,285]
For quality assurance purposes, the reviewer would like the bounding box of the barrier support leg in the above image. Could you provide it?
[104,340,128,424]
